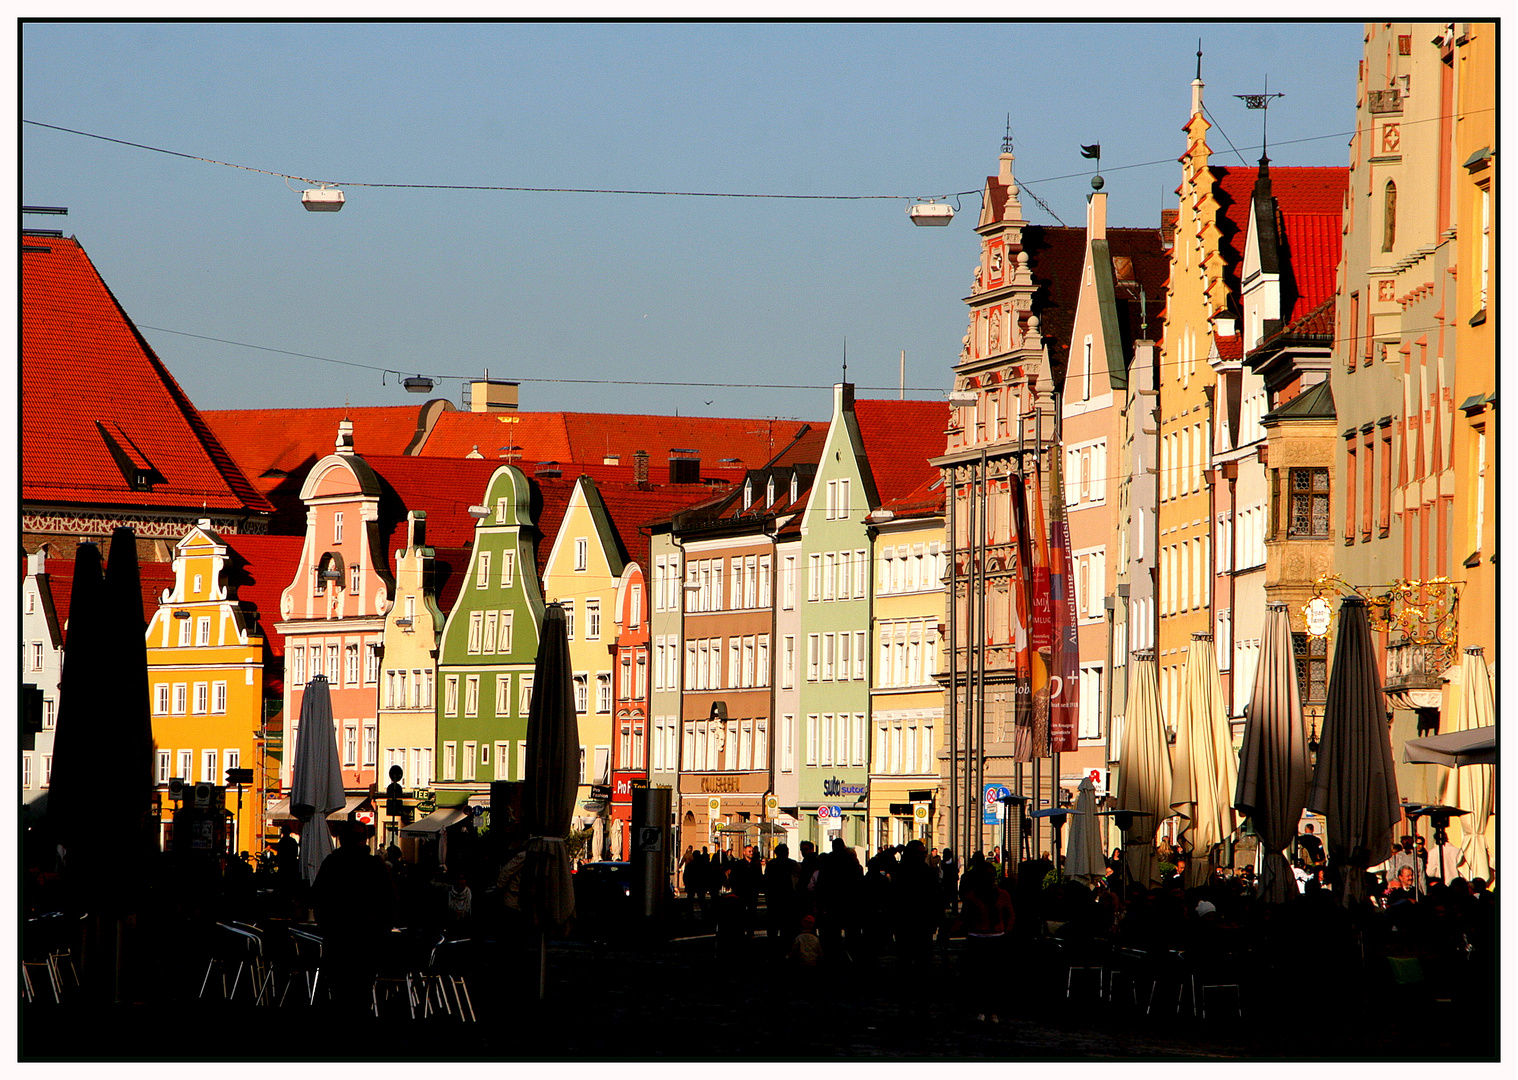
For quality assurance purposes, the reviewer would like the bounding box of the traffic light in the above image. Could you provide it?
[386,762,404,819]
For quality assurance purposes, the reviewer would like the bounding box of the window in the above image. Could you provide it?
[203,749,219,784]
[326,645,339,682]
[1289,468,1331,538]
[350,563,361,593]
[630,584,642,628]
[823,553,835,600]
[782,715,795,772]
[1478,184,1490,311]
[495,497,509,524]
[822,633,835,681]
[806,715,819,766]
[729,638,741,688]
[193,682,209,715]
[783,636,796,689]
[575,538,588,571]
[194,616,210,647]
[465,676,480,716]
[501,550,515,588]
[1382,180,1397,252]
[154,684,170,715]
[586,600,601,640]
[854,549,867,598]
[1082,335,1093,400]
[496,673,510,714]
[807,635,820,682]
[573,674,588,714]
[636,651,647,698]
[445,676,459,716]
[758,556,772,607]
[442,742,457,782]
[483,611,498,654]
[345,644,359,685]
[291,647,305,686]
[1345,438,1358,542]
[363,724,377,767]
[563,602,575,640]
[156,751,171,784]
[463,742,477,782]
[808,554,821,601]
[756,635,770,688]
[519,674,534,716]
[343,725,358,766]
[333,512,344,543]
[1379,427,1393,535]
[1079,665,1103,740]
[212,681,227,714]
[783,555,796,609]
[597,673,612,713]
[477,551,491,588]
[1293,632,1329,705]
[1474,426,1487,553]
[497,741,512,779]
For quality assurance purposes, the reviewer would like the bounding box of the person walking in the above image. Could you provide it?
[893,840,943,971]
[954,859,1014,1023]
[311,822,397,1016]
[763,843,800,954]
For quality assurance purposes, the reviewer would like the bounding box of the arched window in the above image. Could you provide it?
[1382,180,1397,252]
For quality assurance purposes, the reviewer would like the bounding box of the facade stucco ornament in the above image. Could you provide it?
[989,308,1002,352]
[973,264,984,292]
[281,591,293,619]
[961,334,971,360]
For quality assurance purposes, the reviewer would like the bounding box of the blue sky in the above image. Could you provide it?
[23,21,1366,420]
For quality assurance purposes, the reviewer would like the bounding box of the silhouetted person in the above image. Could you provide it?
[893,840,943,970]
[312,823,397,1016]
[764,843,799,951]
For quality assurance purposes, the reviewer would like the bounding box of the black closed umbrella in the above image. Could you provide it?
[1306,596,1400,906]
[521,603,579,998]
[1234,603,1310,904]
[43,528,157,998]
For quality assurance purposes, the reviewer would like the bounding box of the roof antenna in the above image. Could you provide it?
[1236,76,1286,165]
[842,337,848,384]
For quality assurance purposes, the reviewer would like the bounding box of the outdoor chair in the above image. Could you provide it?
[1056,936,1111,1000]
[199,922,267,1003]
[1104,946,1149,1007]
[283,927,324,1006]
[22,913,79,1003]
[431,939,476,1022]
[1145,949,1193,1016]
[370,929,441,1020]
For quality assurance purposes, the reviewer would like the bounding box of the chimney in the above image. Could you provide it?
[1159,209,1178,251]
[668,449,700,485]
[408,510,427,551]
[633,450,649,486]
[336,419,355,453]
[469,378,520,413]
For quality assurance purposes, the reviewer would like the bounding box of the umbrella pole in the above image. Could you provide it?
[537,931,548,1001]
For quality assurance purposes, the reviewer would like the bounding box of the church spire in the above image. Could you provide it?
[1191,39,1205,116]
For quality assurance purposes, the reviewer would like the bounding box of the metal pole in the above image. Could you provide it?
[947,468,959,865]
[975,448,989,857]
[964,461,977,861]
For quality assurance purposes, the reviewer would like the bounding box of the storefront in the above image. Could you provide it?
[678,771,770,855]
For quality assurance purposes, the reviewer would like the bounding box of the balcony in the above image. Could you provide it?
[1383,639,1448,711]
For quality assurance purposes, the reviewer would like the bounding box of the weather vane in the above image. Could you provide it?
[1002,114,1014,154]
[1236,77,1286,158]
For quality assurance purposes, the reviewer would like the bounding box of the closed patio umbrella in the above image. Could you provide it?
[289,675,346,886]
[1063,776,1106,882]
[1169,633,1238,887]
[1116,650,1173,889]
[1443,647,1493,881]
[1306,597,1401,906]
[522,603,579,998]
[1234,603,1311,904]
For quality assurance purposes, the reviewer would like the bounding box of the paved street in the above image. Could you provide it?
[20,924,1492,1062]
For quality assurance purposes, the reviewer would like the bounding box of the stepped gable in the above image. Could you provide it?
[22,235,272,521]
[852,398,951,505]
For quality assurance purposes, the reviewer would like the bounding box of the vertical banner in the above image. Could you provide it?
[1007,473,1033,758]
[1026,463,1055,758]
[1048,450,1080,752]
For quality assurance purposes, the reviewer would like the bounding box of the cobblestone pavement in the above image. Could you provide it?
[20,927,1491,1061]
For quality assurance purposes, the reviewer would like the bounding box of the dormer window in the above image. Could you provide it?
[790,474,799,503]
[743,479,753,510]
[766,476,775,506]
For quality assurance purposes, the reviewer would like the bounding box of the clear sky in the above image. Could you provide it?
[22,20,1367,421]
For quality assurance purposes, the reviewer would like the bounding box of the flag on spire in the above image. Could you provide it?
[1080,144,1101,159]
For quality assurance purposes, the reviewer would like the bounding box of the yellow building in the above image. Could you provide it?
[146,522,268,856]
[865,482,946,853]
[1154,68,1240,730]
[1450,22,1496,661]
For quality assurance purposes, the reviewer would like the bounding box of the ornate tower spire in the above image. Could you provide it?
[1191,39,1205,116]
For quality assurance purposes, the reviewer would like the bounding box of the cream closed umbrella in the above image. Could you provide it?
[1444,647,1494,882]
[1234,604,1312,904]
[1063,776,1106,882]
[1169,633,1238,888]
[1116,651,1173,889]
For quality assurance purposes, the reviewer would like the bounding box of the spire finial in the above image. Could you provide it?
[1002,114,1014,154]
[842,337,847,383]
[1196,39,1202,81]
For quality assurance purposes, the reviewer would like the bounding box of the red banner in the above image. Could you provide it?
[1008,473,1033,753]
[1048,451,1080,753]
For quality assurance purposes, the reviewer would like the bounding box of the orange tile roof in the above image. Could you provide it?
[1214,165,1349,322]
[878,474,946,520]
[22,235,272,520]
[418,410,820,470]
[852,398,951,505]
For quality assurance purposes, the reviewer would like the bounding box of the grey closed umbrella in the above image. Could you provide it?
[1116,650,1173,889]
[1169,633,1238,887]
[1063,776,1106,882]
[1306,597,1400,906]
[289,675,346,886]
[1442,647,1493,881]
[522,603,579,997]
[1234,603,1311,904]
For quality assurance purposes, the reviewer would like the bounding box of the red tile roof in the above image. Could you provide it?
[852,398,951,505]
[417,410,820,470]
[594,482,728,570]
[220,533,306,660]
[22,235,272,520]
[1214,165,1349,322]
[1018,225,1090,387]
[878,474,946,520]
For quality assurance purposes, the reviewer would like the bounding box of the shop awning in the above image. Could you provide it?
[400,807,468,836]
[327,795,369,820]
[266,795,369,822]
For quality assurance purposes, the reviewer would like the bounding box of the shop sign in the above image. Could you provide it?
[821,777,866,798]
